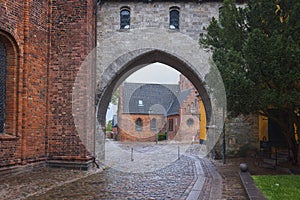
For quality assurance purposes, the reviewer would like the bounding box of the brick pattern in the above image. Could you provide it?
[118,113,167,142]
[47,0,96,161]
[0,0,96,168]
[0,0,49,167]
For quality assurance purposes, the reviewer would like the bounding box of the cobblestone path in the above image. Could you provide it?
[1,142,223,200]
[27,156,196,200]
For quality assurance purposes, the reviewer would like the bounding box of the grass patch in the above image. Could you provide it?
[252,175,300,200]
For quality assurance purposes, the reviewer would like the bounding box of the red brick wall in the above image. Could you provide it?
[0,0,49,167]
[178,88,200,142]
[118,113,166,142]
[0,0,96,168]
[179,74,194,91]
[47,0,96,161]
[167,115,180,140]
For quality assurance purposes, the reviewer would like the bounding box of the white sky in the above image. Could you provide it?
[106,63,181,122]
[125,62,180,84]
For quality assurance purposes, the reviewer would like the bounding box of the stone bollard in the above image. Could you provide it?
[240,163,248,172]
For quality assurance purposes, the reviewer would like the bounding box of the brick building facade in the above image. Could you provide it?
[0,0,260,170]
[117,75,202,143]
[0,0,97,170]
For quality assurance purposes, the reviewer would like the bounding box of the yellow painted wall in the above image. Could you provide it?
[199,99,207,141]
[259,115,268,141]
[259,114,299,142]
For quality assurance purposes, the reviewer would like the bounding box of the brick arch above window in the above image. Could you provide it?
[0,30,20,138]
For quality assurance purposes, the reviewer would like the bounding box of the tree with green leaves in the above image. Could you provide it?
[111,88,119,105]
[106,119,113,132]
[200,0,300,163]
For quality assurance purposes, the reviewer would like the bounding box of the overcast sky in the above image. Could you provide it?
[125,62,180,84]
[106,63,181,122]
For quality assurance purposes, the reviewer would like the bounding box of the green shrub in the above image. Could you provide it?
[158,133,166,141]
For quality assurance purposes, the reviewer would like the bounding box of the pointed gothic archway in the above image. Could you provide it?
[95,48,225,160]
[96,48,212,127]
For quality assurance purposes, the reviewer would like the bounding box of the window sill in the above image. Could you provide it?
[168,29,180,32]
[118,28,130,32]
[0,134,19,141]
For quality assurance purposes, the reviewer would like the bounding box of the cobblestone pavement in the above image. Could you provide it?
[104,140,206,173]
[3,141,261,200]
[27,155,196,200]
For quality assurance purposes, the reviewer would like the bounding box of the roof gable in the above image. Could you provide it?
[122,82,181,115]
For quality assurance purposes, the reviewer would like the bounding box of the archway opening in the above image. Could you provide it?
[96,51,214,173]
[104,62,207,144]
[97,49,212,129]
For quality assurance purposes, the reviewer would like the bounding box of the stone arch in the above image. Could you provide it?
[0,30,20,136]
[96,48,212,128]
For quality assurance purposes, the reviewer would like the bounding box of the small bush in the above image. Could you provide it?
[158,133,166,141]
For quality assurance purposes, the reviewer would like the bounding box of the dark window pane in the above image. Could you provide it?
[170,10,179,29]
[169,119,173,131]
[150,118,157,131]
[120,9,130,29]
[0,41,6,133]
[135,118,143,131]
[187,118,194,127]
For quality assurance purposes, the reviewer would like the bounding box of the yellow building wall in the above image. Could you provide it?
[259,115,269,141]
[199,99,207,141]
[259,114,299,142]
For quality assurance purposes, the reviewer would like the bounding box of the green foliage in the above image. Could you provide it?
[158,133,166,141]
[111,88,119,105]
[200,0,300,162]
[106,120,112,132]
[253,175,300,199]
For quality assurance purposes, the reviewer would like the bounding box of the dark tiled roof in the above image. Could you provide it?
[122,82,188,116]
[168,88,191,115]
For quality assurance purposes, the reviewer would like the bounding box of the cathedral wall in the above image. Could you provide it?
[0,0,49,167]
[47,0,96,165]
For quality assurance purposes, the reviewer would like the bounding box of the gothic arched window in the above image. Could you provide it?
[190,102,195,113]
[169,7,180,30]
[120,7,130,29]
[150,118,157,131]
[0,40,6,133]
[135,118,143,131]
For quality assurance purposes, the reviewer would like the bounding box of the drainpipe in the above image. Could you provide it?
[222,106,226,164]
[92,0,101,168]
